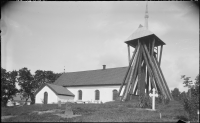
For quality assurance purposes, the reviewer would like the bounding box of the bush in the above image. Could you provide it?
[182,89,199,121]
[156,95,170,105]
[138,95,152,108]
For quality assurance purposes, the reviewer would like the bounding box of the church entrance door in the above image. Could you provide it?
[44,92,48,104]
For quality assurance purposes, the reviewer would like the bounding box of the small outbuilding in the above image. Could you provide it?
[7,94,31,106]
[35,83,74,104]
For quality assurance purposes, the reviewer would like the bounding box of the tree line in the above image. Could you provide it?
[1,67,62,106]
[171,74,199,121]
[171,74,199,101]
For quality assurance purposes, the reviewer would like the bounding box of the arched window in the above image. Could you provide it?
[95,90,100,100]
[78,90,82,100]
[113,89,118,100]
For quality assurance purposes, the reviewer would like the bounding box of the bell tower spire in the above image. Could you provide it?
[144,2,149,29]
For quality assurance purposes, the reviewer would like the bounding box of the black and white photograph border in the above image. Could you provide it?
[1,1,199,122]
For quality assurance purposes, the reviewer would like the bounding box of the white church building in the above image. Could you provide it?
[35,65,127,104]
[34,2,155,105]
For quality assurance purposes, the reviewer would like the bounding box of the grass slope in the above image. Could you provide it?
[1,100,189,122]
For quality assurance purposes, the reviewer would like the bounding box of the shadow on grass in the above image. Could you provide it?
[176,115,189,121]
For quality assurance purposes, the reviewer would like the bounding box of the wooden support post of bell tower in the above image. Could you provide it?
[159,45,163,66]
[118,25,172,101]
[127,44,131,63]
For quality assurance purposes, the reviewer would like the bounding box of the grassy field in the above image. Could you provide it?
[1,100,189,122]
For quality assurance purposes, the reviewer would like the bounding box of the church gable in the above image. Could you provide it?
[34,83,74,97]
[35,83,74,104]
[35,85,58,104]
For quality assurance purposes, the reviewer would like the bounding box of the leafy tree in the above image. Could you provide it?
[18,67,35,104]
[194,74,199,89]
[192,74,199,108]
[179,91,187,103]
[45,71,55,83]
[1,68,19,106]
[34,70,46,89]
[1,67,7,105]
[181,74,199,121]
[181,75,193,88]
[171,88,180,101]
[34,70,62,88]
[44,71,62,83]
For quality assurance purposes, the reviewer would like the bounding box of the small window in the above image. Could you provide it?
[95,90,100,100]
[113,89,118,100]
[78,90,82,100]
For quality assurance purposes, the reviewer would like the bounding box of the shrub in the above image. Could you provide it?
[138,95,152,108]
[156,95,170,105]
[182,89,199,121]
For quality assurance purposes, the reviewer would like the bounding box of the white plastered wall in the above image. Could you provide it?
[66,85,125,103]
[35,86,58,104]
[57,95,74,103]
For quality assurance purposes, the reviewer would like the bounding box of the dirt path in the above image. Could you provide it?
[32,109,63,114]
[1,115,16,120]
[32,109,82,118]
[53,113,81,118]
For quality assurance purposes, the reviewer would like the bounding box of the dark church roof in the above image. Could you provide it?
[125,24,166,48]
[54,67,128,87]
[34,83,75,97]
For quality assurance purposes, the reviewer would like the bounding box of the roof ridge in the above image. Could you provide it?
[47,83,65,87]
[47,83,58,86]
[63,66,128,74]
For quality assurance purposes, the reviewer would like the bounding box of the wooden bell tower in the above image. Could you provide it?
[118,3,173,101]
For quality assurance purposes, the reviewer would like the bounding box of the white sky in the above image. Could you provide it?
[1,1,199,92]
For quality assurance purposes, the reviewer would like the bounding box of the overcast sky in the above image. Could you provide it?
[1,1,199,92]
